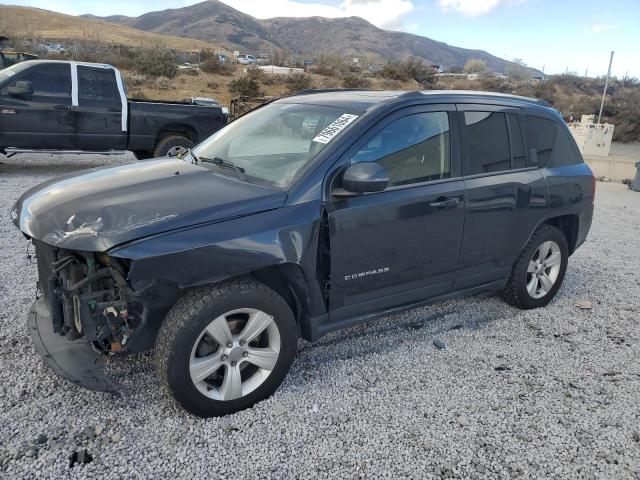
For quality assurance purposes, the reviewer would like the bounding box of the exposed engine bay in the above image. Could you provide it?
[34,240,140,353]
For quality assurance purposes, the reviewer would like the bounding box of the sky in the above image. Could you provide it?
[5,0,640,76]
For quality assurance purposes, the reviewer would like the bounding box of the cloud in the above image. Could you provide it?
[590,24,619,33]
[437,0,519,16]
[220,0,414,29]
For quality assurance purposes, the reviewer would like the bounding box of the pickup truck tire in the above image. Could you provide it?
[156,279,297,418]
[153,134,193,158]
[502,224,568,309]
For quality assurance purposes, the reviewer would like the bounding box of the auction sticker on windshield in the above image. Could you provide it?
[313,114,359,144]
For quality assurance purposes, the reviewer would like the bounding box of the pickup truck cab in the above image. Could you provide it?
[0,60,227,159]
[12,90,594,417]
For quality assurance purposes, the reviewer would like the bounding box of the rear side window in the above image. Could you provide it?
[463,111,511,174]
[352,112,451,187]
[78,66,118,103]
[549,124,583,166]
[527,115,557,166]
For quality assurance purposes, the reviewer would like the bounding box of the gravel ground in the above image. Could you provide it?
[1,153,639,479]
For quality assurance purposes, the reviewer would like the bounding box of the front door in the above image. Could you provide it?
[0,63,75,149]
[326,104,466,321]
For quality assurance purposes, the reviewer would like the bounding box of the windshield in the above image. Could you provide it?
[192,102,359,188]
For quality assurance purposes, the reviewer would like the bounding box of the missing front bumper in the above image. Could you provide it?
[29,297,120,395]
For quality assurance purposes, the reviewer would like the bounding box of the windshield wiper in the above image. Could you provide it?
[199,156,247,181]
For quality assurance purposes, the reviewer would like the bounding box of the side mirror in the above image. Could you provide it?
[528,147,538,166]
[7,81,33,99]
[334,162,389,197]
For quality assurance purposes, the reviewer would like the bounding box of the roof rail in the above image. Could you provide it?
[294,88,373,95]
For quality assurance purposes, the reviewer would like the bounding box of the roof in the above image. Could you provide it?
[280,89,550,112]
[14,59,116,69]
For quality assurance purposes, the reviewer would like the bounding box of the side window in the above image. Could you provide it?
[507,114,526,169]
[550,125,583,166]
[352,112,451,187]
[78,66,118,103]
[463,111,511,174]
[526,115,557,166]
[2,65,71,103]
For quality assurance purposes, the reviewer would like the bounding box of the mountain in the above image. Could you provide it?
[84,1,276,53]
[0,5,218,51]
[84,0,530,73]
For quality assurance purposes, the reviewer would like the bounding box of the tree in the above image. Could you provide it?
[463,58,488,74]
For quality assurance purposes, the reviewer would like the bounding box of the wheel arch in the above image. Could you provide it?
[542,214,579,254]
[520,213,580,259]
[156,124,198,143]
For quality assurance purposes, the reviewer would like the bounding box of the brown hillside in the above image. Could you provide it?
[0,5,219,51]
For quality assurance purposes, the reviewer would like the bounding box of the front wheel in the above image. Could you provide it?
[502,224,568,309]
[156,280,297,417]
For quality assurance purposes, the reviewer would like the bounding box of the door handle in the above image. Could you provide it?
[429,197,460,209]
[54,104,71,111]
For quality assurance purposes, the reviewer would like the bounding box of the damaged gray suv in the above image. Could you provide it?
[12,90,594,417]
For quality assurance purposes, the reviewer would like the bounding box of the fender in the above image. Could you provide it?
[109,200,327,316]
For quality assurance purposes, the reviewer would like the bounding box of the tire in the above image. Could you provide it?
[152,134,193,158]
[132,150,154,160]
[502,224,568,309]
[156,279,297,417]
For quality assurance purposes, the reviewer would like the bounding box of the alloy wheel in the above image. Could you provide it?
[526,240,562,299]
[189,308,281,401]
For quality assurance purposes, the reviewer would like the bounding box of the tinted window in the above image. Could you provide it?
[527,115,557,166]
[78,66,118,102]
[2,65,71,102]
[507,114,526,169]
[549,124,583,166]
[352,112,450,187]
[463,111,511,174]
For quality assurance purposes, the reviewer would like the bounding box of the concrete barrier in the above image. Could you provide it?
[584,154,638,182]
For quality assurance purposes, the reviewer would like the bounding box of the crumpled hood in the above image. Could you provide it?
[11,158,287,252]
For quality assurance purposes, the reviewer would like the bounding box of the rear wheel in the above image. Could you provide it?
[156,279,297,417]
[502,224,568,309]
[153,134,193,158]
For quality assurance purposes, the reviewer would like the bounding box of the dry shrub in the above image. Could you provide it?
[341,73,371,89]
[229,76,263,97]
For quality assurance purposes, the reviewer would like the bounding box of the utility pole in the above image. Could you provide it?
[597,50,614,124]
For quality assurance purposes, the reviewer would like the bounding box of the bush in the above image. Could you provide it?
[380,61,409,82]
[153,77,174,90]
[341,73,370,89]
[463,58,488,74]
[261,74,289,86]
[201,56,234,75]
[405,58,436,87]
[135,45,177,78]
[286,73,312,94]
[228,76,263,97]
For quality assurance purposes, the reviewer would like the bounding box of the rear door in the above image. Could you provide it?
[0,63,74,149]
[455,104,547,289]
[74,65,126,150]
[326,104,466,321]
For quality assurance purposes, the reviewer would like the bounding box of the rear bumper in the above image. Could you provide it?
[29,297,120,395]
